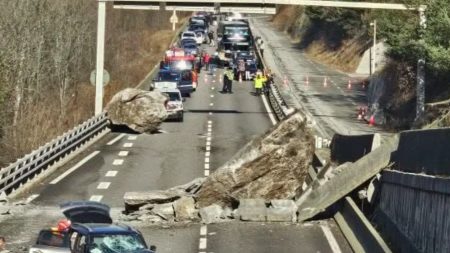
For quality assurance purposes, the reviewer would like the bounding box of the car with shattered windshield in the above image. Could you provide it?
[29,201,156,253]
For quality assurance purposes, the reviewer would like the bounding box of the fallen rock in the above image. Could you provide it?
[169,177,206,195]
[199,204,223,224]
[196,112,314,208]
[105,88,168,133]
[138,214,164,223]
[236,199,267,222]
[151,203,175,221]
[267,199,297,222]
[124,190,184,212]
[173,196,198,221]
[220,207,234,219]
[0,191,8,203]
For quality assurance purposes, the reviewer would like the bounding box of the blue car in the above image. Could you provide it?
[182,43,198,56]
[29,201,156,253]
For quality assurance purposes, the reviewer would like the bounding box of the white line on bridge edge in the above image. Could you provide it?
[107,134,125,145]
[50,151,100,184]
[261,94,277,126]
[321,224,342,253]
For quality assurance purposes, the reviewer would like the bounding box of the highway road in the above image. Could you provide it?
[0,25,351,253]
[251,16,385,139]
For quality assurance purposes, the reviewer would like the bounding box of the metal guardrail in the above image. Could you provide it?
[0,113,108,196]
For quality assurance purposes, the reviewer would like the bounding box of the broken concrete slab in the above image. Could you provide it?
[267,199,298,222]
[296,135,399,222]
[124,190,184,212]
[173,196,198,221]
[237,199,267,222]
[199,204,223,224]
[330,133,381,165]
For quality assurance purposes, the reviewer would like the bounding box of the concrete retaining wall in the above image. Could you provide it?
[373,170,450,253]
[392,128,450,175]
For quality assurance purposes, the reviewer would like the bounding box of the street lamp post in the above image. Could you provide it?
[370,20,377,75]
[95,1,106,115]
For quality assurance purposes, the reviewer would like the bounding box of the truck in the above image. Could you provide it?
[217,21,252,65]
[29,201,156,253]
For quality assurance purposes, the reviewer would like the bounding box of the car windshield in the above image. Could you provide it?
[181,39,196,45]
[158,72,179,81]
[90,234,146,253]
[184,44,197,49]
[170,61,193,70]
[164,92,181,101]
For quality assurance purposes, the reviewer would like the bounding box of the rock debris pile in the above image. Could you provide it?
[105,88,168,133]
[122,112,314,224]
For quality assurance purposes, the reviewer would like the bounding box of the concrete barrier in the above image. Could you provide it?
[392,128,450,175]
[373,170,450,253]
[330,133,381,165]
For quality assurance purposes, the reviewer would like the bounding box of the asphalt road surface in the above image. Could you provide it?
[251,17,386,140]
[0,28,351,253]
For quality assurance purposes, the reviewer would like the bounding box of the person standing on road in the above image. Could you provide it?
[203,53,211,71]
[254,74,264,95]
[208,31,215,47]
[260,40,265,57]
[222,67,234,93]
[0,237,10,253]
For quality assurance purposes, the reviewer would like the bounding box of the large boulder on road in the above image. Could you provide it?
[195,112,315,208]
[105,88,168,133]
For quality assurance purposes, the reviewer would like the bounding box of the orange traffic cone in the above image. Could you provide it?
[369,115,375,126]
[323,77,328,87]
[347,80,352,89]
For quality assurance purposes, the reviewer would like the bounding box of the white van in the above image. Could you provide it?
[154,82,184,122]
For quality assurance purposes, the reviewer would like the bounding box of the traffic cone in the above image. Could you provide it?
[323,77,328,87]
[357,107,363,120]
[368,115,375,126]
[347,80,352,89]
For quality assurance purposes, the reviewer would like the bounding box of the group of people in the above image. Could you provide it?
[220,66,274,95]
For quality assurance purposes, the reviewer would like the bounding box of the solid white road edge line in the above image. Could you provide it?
[26,194,40,204]
[50,151,100,184]
[261,94,277,126]
[107,134,125,145]
[321,224,342,253]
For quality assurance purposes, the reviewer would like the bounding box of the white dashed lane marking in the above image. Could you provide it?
[127,135,137,140]
[199,237,207,250]
[112,159,124,166]
[118,151,129,157]
[204,164,210,169]
[200,225,207,236]
[204,170,210,176]
[97,182,111,190]
[105,171,118,177]
[90,195,103,202]
[210,103,214,106]
[205,157,210,163]
[123,142,134,148]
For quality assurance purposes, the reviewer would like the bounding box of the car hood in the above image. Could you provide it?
[60,201,112,224]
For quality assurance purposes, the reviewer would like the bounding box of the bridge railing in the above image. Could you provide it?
[0,113,109,196]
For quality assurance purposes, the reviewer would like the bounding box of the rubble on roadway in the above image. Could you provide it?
[121,112,315,224]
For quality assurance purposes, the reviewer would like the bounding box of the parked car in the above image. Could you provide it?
[154,82,184,122]
[182,42,198,56]
[180,38,197,47]
[181,31,196,42]
[29,201,156,253]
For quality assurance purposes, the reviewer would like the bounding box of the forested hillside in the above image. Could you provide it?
[0,1,185,166]
[273,0,450,129]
